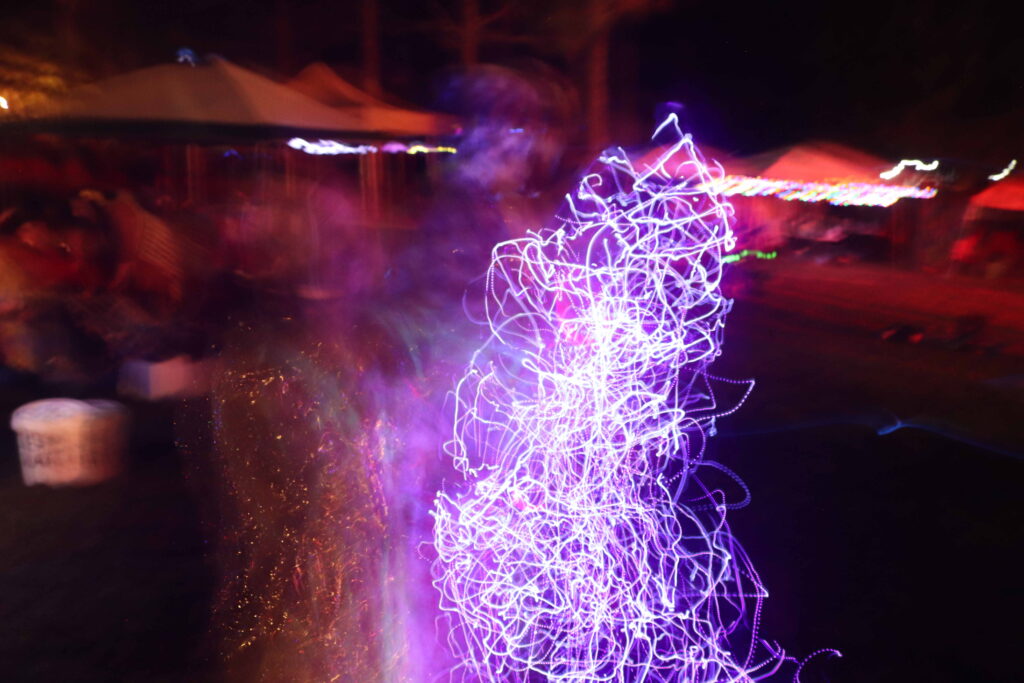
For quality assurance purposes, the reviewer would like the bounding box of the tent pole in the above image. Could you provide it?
[284,147,296,200]
[185,143,206,205]
[359,152,383,228]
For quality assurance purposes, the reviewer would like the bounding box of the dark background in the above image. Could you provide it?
[2,0,1021,156]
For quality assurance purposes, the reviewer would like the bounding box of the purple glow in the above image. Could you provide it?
[380,140,411,153]
[431,115,790,681]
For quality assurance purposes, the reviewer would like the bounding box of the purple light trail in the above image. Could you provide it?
[431,115,802,681]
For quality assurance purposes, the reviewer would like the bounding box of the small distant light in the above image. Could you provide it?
[988,159,1017,182]
[176,48,198,66]
[509,128,524,134]
[0,96,9,110]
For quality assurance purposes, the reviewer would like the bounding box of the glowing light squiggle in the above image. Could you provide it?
[709,174,936,207]
[988,159,1017,182]
[432,115,787,681]
[879,158,938,180]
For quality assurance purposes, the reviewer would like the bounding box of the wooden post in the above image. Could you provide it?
[359,152,383,227]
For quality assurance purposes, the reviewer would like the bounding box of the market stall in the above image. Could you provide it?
[956,176,1024,278]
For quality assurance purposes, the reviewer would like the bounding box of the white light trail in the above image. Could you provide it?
[879,159,938,180]
[988,159,1017,182]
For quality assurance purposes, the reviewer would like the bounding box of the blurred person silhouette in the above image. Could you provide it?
[299,169,383,299]
[0,203,111,384]
[183,167,409,680]
[179,66,576,679]
[949,228,983,276]
[78,189,185,315]
[292,65,577,678]
[66,188,226,369]
[981,228,1021,279]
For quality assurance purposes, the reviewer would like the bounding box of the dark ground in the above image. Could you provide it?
[715,300,1024,682]
[1,296,1022,682]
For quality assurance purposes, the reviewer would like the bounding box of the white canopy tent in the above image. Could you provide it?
[2,56,457,213]
[12,56,371,138]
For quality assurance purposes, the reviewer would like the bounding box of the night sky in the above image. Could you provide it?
[3,0,1021,160]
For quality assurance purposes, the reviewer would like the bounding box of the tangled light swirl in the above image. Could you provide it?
[432,115,787,682]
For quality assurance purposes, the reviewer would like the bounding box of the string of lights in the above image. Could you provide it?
[286,137,456,156]
[709,174,937,207]
[431,115,788,682]
[723,249,777,264]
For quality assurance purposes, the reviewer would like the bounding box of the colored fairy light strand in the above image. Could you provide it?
[988,159,1017,182]
[408,143,457,154]
[879,158,939,180]
[431,114,798,681]
[286,137,456,156]
[710,174,936,207]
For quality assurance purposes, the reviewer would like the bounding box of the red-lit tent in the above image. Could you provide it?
[735,141,892,183]
[636,140,898,186]
[722,142,917,252]
[969,177,1024,213]
[286,62,456,138]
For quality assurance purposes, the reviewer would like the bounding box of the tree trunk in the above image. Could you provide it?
[461,0,481,66]
[586,0,611,151]
[362,0,383,96]
[57,0,81,68]
[274,0,293,74]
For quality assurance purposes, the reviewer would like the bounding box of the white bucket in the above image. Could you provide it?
[10,399,129,486]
